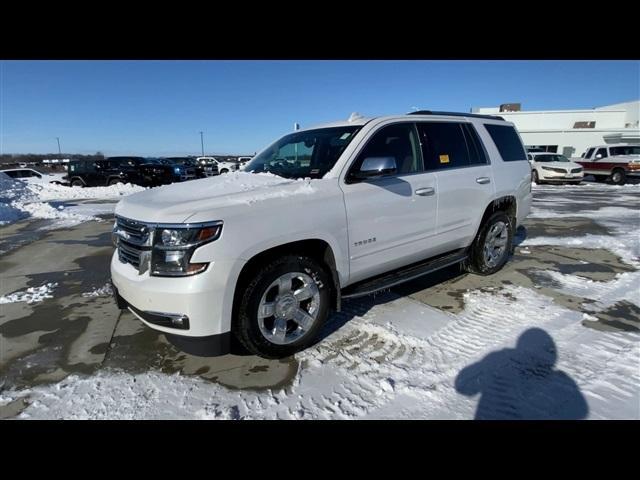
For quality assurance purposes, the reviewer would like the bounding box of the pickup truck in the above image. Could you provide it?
[196,156,239,175]
[573,144,640,185]
[111,111,532,359]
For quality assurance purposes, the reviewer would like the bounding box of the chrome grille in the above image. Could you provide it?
[571,167,583,173]
[118,240,142,268]
[114,216,152,272]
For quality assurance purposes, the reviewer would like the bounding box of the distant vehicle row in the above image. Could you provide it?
[65,156,248,188]
[527,144,640,185]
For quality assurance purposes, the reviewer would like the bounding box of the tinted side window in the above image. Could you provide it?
[484,124,527,162]
[417,122,470,171]
[462,123,489,166]
[352,123,422,175]
[4,170,18,178]
[585,148,595,159]
[595,148,608,159]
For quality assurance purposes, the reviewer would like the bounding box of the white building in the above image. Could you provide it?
[472,100,639,158]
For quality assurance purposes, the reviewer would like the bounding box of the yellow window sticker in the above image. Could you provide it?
[439,154,450,164]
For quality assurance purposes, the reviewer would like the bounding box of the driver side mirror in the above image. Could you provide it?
[352,156,397,180]
[595,154,602,159]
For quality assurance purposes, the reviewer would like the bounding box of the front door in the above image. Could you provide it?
[341,122,439,284]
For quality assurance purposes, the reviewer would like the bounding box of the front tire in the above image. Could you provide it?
[220,169,229,174]
[610,169,626,185]
[465,211,513,275]
[108,178,123,186]
[70,178,84,187]
[233,255,331,359]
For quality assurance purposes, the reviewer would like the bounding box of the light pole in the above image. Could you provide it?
[56,137,61,155]
[199,131,204,156]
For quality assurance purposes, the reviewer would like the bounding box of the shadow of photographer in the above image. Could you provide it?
[455,328,588,420]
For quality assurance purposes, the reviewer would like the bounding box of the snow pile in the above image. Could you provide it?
[0,175,34,225]
[10,200,98,226]
[0,283,58,305]
[31,182,144,202]
[82,283,114,298]
[0,176,144,227]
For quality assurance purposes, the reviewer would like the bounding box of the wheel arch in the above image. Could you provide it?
[231,239,342,328]
[473,195,517,242]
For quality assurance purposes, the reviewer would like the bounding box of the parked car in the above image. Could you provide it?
[136,158,180,187]
[1,168,67,185]
[66,157,148,187]
[111,110,532,359]
[194,157,220,177]
[196,156,239,175]
[527,153,584,184]
[161,157,201,179]
[573,144,640,185]
[237,156,253,171]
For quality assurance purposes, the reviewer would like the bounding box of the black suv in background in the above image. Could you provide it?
[162,157,204,179]
[67,157,146,187]
[67,156,183,188]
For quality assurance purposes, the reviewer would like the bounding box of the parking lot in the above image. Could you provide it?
[0,180,638,419]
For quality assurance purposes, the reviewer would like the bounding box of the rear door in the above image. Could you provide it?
[341,122,439,283]
[480,122,532,227]
[416,121,495,251]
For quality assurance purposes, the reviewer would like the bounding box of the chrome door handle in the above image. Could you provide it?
[476,177,491,184]
[415,187,435,196]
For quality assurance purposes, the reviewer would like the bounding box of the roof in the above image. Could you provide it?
[304,111,508,132]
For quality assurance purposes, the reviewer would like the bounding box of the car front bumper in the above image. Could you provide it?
[110,251,243,340]
[538,170,584,181]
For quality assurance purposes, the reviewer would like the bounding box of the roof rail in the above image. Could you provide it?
[407,110,505,121]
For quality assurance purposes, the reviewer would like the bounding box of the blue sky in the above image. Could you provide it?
[1,60,638,156]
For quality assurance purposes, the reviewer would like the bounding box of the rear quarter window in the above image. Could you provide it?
[484,124,527,162]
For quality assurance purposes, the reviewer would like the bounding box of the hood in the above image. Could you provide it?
[538,160,583,169]
[114,171,317,223]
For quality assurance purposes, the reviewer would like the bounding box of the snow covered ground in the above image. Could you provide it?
[0,180,638,419]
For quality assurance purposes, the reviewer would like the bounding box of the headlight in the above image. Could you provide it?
[150,222,222,277]
[174,167,182,174]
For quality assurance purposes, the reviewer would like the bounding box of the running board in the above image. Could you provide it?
[341,249,468,300]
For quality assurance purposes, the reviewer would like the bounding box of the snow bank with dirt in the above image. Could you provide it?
[0,174,144,227]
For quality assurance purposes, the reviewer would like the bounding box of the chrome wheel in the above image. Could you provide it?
[257,271,321,345]
[483,221,509,268]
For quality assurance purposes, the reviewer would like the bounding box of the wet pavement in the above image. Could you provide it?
[1,181,639,417]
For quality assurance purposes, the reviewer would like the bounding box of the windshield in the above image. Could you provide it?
[245,126,361,179]
[534,154,570,163]
[610,146,640,156]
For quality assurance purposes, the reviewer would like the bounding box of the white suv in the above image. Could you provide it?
[111,111,532,358]
[196,156,239,175]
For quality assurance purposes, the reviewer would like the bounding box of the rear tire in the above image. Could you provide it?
[220,169,229,174]
[108,178,123,186]
[70,178,84,187]
[610,169,626,185]
[233,255,331,359]
[465,211,513,276]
